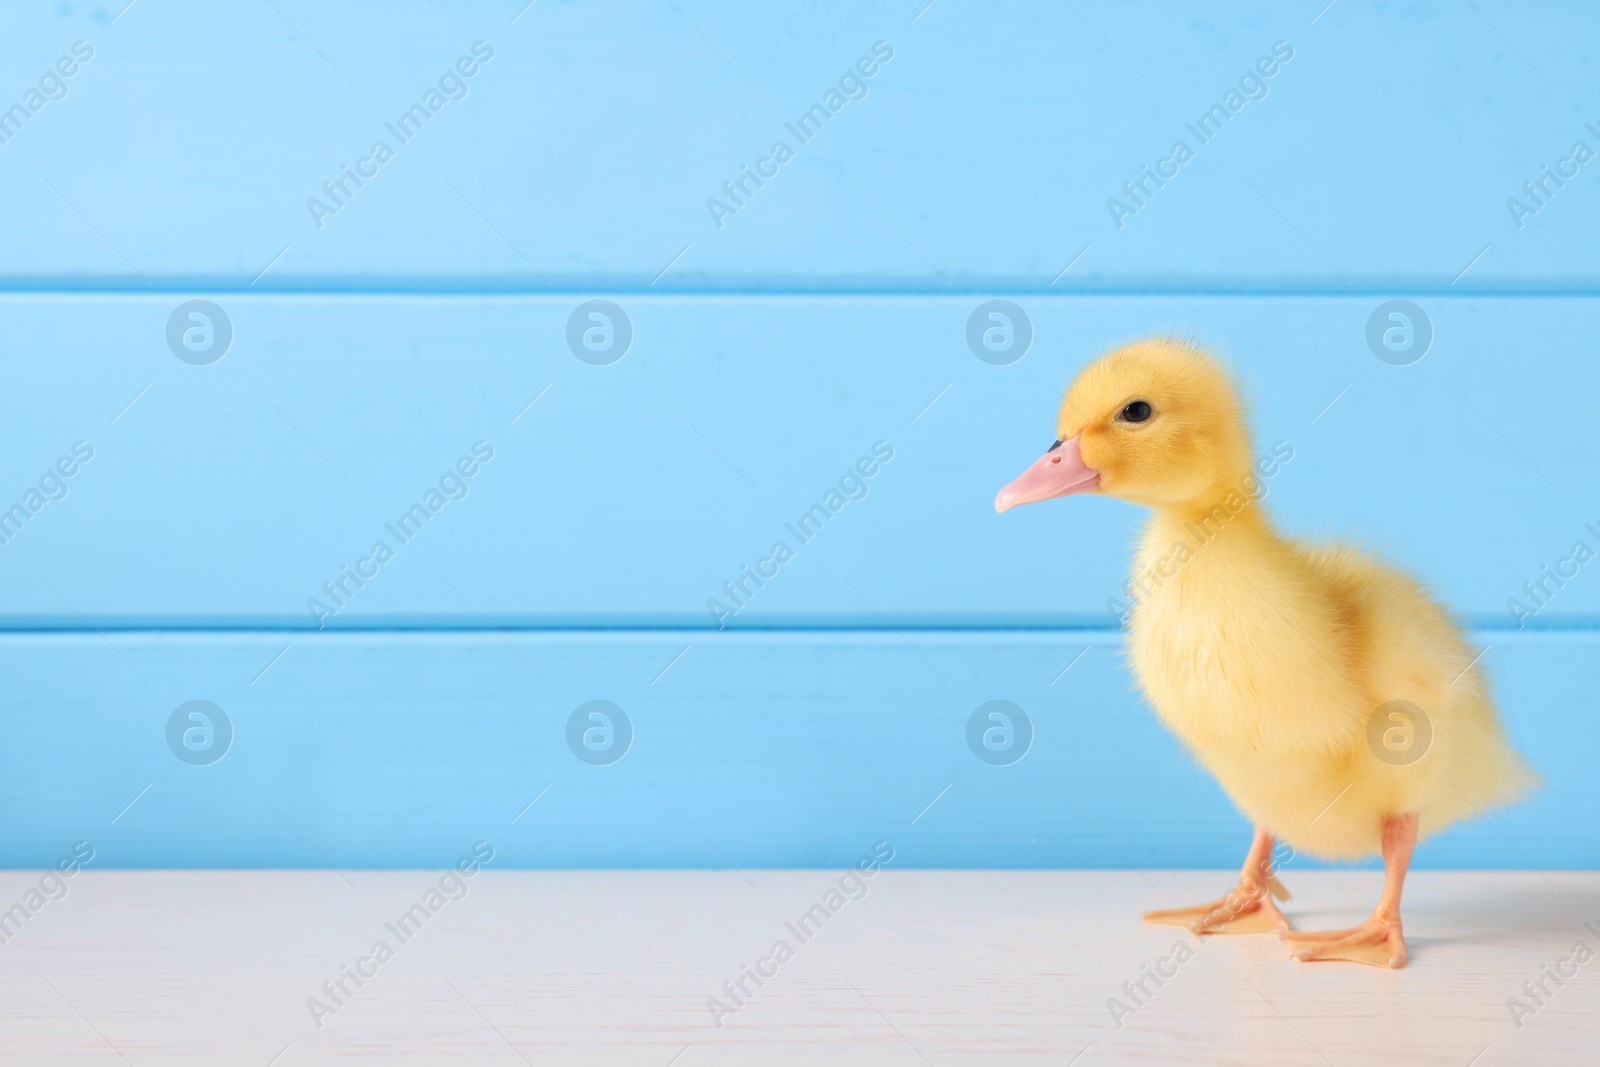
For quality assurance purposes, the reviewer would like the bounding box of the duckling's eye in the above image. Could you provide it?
[1118,400,1152,423]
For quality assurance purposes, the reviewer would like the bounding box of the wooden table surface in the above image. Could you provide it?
[1,869,1595,1065]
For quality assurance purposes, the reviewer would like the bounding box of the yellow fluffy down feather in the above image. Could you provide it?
[1063,339,1534,862]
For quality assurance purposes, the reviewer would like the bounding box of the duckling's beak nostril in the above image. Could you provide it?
[995,435,1100,513]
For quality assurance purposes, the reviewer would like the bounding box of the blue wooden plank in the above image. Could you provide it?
[0,294,1594,626]
[0,2,1594,286]
[1,629,1587,869]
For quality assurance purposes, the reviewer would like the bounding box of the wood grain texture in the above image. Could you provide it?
[1,870,1596,1064]
[1,629,1588,869]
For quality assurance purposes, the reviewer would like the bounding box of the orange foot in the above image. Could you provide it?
[1144,874,1290,936]
[1281,913,1406,969]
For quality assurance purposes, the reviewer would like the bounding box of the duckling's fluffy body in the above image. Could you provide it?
[1063,339,1532,863]
[1130,514,1531,861]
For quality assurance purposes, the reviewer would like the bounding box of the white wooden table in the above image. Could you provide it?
[1,870,1594,1065]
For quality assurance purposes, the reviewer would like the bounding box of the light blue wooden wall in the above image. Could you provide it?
[1,1,1595,869]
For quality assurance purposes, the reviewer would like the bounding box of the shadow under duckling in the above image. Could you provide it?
[995,338,1535,969]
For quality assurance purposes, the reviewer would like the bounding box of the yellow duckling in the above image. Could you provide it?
[996,337,1534,968]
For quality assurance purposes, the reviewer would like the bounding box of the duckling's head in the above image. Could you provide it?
[995,337,1252,513]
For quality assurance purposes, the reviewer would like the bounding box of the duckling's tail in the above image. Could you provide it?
[1420,683,1539,841]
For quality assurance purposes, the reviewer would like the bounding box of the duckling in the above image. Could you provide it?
[995,338,1534,968]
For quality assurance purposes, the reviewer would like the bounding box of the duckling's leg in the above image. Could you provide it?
[1143,826,1290,935]
[1282,812,1416,969]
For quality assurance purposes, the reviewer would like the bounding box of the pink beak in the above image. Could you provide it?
[995,435,1100,513]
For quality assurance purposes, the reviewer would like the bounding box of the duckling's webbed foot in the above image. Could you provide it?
[1143,826,1291,935]
[1282,812,1418,970]
[1283,915,1406,968]
[1143,886,1288,935]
